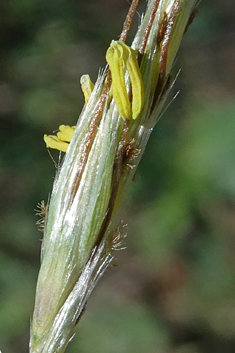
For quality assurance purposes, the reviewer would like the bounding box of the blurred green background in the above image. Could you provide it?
[1,0,235,352]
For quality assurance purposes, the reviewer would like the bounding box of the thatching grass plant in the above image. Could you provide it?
[30,1,199,352]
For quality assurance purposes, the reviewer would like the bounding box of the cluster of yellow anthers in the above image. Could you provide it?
[44,41,144,152]
[44,125,76,153]
[106,40,144,120]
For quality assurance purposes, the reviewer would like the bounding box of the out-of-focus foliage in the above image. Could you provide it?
[0,0,235,352]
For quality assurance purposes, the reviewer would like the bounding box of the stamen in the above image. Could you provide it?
[106,41,131,119]
[57,125,76,142]
[80,74,94,103]
[44,135,69,152]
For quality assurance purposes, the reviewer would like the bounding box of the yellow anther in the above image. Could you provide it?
[106,40,144,120]
[57,125,76,142]
[44,135,69,153]
[106,42,131,119]
[80,74,94,103]
[123,44,144,119]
